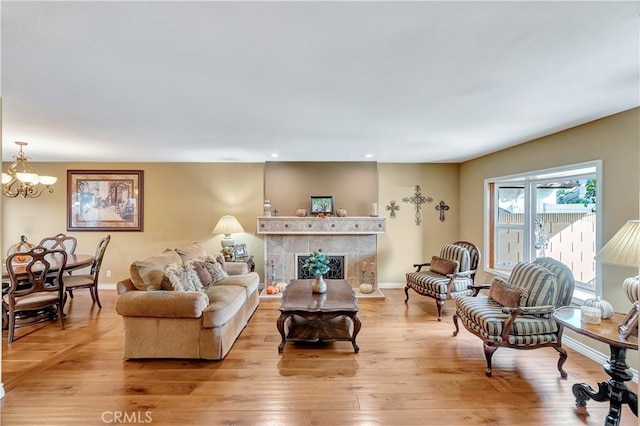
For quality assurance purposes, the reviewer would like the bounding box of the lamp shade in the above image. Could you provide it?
[595,220,640,267]
[212,215,245,236]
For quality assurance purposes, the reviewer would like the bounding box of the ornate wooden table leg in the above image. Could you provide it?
[277,313,288,354]
[572,346,637,426]
[350,314,361,353]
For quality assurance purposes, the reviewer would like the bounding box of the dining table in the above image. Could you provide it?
[2,253,95,280]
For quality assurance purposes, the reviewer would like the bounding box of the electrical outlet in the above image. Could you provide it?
[106,270,112,278]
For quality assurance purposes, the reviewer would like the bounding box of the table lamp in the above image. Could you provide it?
[595,220,640,338]
[212,215,245,248]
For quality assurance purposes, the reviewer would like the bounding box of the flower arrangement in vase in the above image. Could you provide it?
[302,249,330,293]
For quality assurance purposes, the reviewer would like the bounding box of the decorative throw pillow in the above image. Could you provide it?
[201,255,228,284]
[429,256,460,275]
[185,260,212,289]
[488,277,527,308]
[164,263,191,292]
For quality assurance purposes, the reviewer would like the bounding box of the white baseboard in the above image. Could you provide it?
[379,281,405,289]
[99,283,117,291]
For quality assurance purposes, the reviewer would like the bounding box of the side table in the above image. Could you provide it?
[553,306,638,426]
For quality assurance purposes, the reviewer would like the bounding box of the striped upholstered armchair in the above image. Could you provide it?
[452,257,575,377]
[405,241,480,321]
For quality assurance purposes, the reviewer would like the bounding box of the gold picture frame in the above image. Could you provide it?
[67,170,144,231]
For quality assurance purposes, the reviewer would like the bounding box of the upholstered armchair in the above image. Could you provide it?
[452,257,575,377]
[405,241,480,320]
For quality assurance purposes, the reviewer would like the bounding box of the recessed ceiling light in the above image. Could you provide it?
[271,153,279,158]
[365,153,373,158]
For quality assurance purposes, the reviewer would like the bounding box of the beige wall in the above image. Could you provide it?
[264,161,378,216]
[377,163,460,283]
[2,163,266,283]
[459,108,639,368]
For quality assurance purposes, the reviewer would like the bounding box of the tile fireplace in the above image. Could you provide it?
[257,216,385,298]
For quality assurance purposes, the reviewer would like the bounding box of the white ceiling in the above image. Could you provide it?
[1,1,638,163]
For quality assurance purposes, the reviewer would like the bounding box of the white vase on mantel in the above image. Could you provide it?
[312,275,327,294]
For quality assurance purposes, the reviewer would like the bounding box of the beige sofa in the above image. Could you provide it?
[115,243,259,360]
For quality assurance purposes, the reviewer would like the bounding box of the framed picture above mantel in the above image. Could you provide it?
[67,170,144,231]
[310,196,334,214]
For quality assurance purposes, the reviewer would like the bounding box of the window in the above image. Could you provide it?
[485,161,602,299]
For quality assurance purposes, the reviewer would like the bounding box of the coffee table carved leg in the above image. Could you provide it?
[350,314,361,353]
[277,313,288,354]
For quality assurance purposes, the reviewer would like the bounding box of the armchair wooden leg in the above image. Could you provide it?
[435,300,444,321]
[452,312,460,336]
[555,346,569,379]
[404,286,410,303]
[483,343,498,377]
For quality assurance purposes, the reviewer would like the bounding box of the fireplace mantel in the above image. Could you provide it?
[257,216,385,235]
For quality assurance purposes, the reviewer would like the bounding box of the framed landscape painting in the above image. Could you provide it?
[67,170,144,231]
[310,196,334,214]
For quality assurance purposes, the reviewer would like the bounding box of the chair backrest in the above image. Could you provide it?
[90,235,111,277]
[452,241,480,272]
[5,246,68,299]
[533,257,575,308]
[509,261,558,307]
[39,233,77,256]
[439,241,480,282]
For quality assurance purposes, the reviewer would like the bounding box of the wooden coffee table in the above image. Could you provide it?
[277,279,361,353]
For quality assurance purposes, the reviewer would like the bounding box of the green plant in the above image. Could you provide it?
[302,249,330,277]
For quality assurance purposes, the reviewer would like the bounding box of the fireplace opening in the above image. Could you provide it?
[296,254,345,280]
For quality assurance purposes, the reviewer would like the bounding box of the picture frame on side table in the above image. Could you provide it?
[67,170,144,231]
[234,243,248,260]
[618,302,639,339]
[310,196,334,214]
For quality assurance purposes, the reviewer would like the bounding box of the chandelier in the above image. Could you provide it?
[2,141,57,198]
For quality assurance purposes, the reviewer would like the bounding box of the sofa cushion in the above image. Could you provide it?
[430,256,459,275]
[176,243,207,263]
[488,277,527,308]
[130,249,182,291]
[201,285,246,328]
[214,272,260,298]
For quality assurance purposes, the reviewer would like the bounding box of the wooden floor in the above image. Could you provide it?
[1,289,637,425]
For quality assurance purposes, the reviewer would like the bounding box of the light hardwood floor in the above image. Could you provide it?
[1,289,637,425]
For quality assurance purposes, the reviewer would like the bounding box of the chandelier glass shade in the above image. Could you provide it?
[2,141,57,198]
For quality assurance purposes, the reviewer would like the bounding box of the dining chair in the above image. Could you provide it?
[4,246,68,343]
[38,233,78,255]
[63,235,111,309]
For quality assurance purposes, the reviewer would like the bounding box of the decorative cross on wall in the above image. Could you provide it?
[402,185,433,226]
[385,200,400,219]
[435,200,449,222]
[272,209,279,216]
